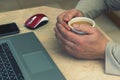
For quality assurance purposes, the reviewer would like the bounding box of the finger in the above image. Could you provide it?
[54,25,75,47]
[63,9,83,21]
[73,24,96,35]
[63,45,77,57]
[62,9,83,30]
[57,12,66,23]
[57,23,82,44]
[57,12,71,30]
[63,44,86,59]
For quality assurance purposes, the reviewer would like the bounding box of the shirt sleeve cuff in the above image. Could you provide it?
[105,41,120,75]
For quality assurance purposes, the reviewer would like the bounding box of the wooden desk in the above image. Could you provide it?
[0,6,119,80]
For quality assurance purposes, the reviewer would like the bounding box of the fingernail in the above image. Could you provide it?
[72,24,79,28]
[64,16,69,21]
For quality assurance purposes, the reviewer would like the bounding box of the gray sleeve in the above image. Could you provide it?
[75,0,107,19]
[105,41,120,75]
[75,0,120,19]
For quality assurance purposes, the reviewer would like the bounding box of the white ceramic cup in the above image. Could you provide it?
[68,17,95,34]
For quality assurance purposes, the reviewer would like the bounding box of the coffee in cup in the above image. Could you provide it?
[68,17,95,34]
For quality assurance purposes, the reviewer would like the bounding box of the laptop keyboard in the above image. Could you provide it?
[0,42,24,80]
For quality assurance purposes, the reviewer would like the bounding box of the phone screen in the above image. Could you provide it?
[0,22,20,37]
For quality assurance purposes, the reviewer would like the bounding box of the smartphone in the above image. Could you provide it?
[0,22,20,37]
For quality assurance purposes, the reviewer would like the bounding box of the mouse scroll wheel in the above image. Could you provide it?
[28,16,37,24]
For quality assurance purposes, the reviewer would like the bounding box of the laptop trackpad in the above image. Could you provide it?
[23,51,53,74]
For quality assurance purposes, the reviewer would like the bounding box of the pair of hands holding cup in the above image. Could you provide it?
[54,9,109,59]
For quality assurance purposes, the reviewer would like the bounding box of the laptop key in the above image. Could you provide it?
[0,42,25,80]
[0,73,2,80]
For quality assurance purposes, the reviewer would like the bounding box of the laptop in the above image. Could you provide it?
[0,32,66,80]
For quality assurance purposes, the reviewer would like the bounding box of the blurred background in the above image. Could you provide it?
[0,0,79,12]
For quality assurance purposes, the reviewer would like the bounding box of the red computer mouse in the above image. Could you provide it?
[25,14,49,29]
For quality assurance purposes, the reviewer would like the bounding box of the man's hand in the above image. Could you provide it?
[54,9,109,59]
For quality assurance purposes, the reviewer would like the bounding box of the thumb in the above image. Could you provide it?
[73,24,95,34]
[63,9,83,22]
